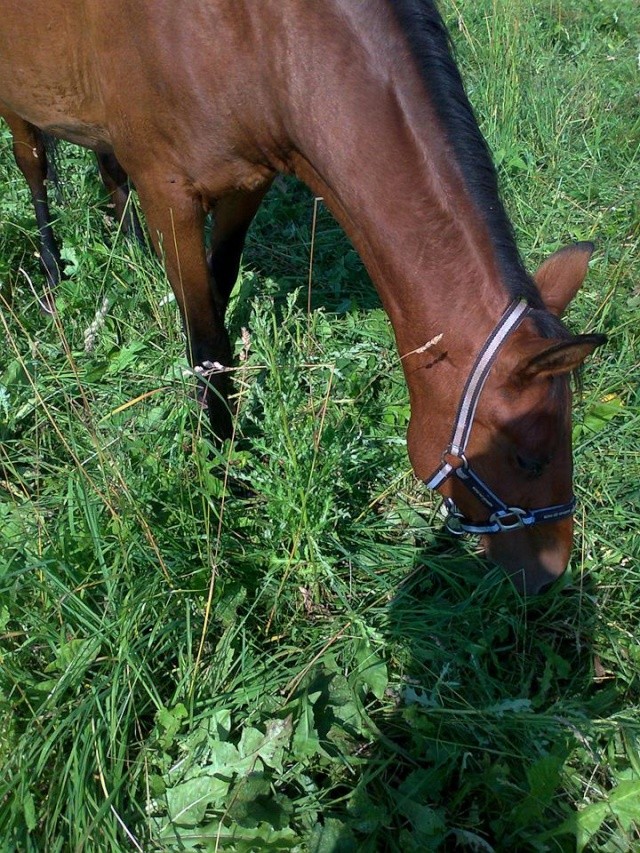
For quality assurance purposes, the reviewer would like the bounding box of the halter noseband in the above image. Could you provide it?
[424,299,576,536]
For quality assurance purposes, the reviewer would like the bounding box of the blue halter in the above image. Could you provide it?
[424,299,576,536]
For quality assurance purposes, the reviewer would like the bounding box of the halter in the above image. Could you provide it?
[424,299,576,536]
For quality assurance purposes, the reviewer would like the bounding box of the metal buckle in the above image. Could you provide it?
[441,499,467,536]
[488,507,532,532]
[444,514,467,536]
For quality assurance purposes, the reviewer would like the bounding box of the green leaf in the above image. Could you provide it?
[308,817,357,852]
[60,245,79,276]
[351,643,388,701]
[238,717,293,775]
[486,698,532,716]
[156,703,189,750]
[165,774,231,826]
[201,740,243,775]
[403,802,446,840]
[225,772,292,829]
[581,395,624,435]
[149,774,166,798]
[347,783,388,833]
[391,783,446,843]
[361,658,388,700]
[399,769,445,803]
[322,669,368,737]
[106,340,147,374]
[527,754,565,804]
[33,678,59,694]
[44,637,100,674]
[510,753,565,827]
[448,829,496,852]
[292,691,322,760]
[211,708,232,741]
[574,801,608,851]
[157,818,298,849]
[23,790,36,832]
[553,779,640,852]
[607,779,640,832]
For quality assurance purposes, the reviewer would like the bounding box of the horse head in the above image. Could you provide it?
[407,243,605,593]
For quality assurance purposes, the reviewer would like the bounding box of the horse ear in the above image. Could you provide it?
[534,242,594,317]
[516,334,606,382]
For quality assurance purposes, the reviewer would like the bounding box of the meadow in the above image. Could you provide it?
[1,0,639,849]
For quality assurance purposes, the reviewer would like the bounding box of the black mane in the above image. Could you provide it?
[389,0,548,313]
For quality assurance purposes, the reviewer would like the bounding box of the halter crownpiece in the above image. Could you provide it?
[425,299,576,536]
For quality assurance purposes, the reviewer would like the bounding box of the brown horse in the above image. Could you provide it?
[1,108,141,312]
[0,0,605,592]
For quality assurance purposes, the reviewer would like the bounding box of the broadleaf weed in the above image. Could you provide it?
[1,1,639,849]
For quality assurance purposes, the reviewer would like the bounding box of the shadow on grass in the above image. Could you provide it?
[283,528,610,851]
[326,499,640,852]
[228,177,382,336]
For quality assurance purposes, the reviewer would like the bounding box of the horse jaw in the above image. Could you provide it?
[480,517,574,594]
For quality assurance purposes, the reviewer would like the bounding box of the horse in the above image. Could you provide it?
[1,108,141,312]
[0,0,605,593]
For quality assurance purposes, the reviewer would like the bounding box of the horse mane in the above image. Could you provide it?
[388,0,549,315]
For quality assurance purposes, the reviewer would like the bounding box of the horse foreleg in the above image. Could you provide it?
[95,152,144,243]
[4,111,62,312]
[208,185,271,316]
[136,181,234,439]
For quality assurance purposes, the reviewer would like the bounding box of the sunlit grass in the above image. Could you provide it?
[1,0,639,849]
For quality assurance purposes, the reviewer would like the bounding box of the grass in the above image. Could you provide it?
[1,0,639,849]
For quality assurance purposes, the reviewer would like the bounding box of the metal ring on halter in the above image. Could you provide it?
[441,499,466,536]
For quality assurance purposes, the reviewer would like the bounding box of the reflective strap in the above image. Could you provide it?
[530,497,576,524]
[450,299,529,455]
[425,462,453,491]
[424,299,529,489]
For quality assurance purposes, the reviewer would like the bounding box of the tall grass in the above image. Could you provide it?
[1,0,639,849]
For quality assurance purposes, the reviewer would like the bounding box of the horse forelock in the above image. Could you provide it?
[529,309,571,342]
[388,0,544,310]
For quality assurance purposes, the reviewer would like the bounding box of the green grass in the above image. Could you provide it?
[1,0,639,849]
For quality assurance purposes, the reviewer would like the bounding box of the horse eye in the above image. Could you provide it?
[515,453,547,478]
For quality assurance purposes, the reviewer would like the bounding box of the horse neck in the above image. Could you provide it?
[277,0,530,362]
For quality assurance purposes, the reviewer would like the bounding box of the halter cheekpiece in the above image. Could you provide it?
[425,299,576,536]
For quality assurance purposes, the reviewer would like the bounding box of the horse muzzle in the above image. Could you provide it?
[480,516,574,594]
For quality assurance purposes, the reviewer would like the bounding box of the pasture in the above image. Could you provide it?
[1,0,639,849]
